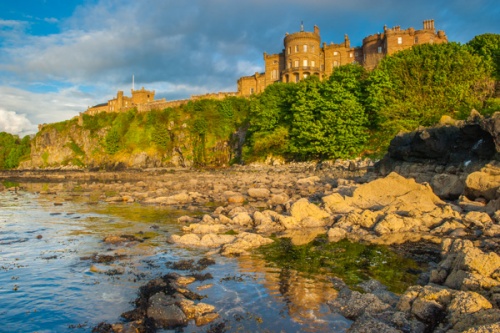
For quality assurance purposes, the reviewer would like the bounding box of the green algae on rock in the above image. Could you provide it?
[255,236,423,294]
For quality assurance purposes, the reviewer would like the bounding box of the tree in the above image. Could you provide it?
[289,76,368,159]
[243,83,298,161]
[366,42,495,151]
[467,33,500,80]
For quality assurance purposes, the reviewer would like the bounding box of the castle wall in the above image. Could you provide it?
[237,20,448,95]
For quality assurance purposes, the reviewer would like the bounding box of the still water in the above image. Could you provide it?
[0,186,351,333]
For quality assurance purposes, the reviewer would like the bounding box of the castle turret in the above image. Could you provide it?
[282,24,322,83]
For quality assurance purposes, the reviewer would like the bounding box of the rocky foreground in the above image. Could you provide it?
[2,113,500,332]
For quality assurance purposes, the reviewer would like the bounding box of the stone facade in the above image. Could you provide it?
[237,20,447,97]
[86,87,160,115]
[85,87,237,115]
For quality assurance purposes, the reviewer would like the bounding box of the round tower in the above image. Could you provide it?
[282,25,321,83]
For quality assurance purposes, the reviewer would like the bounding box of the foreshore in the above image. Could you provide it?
[1,159,499,332]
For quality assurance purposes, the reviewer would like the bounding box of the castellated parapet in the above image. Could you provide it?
[237,19,447,96]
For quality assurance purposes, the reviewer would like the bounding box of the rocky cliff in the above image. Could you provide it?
[21,111,242,170]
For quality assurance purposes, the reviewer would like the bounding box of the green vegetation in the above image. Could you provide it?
[27,33,499,166]
[0,132,31,169]
[256,236,422,294]
[245,39,498,160]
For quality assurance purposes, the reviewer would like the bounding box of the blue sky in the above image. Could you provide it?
[0,0,499,135]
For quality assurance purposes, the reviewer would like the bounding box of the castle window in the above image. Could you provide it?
[311,60,315,68]
[398,37,403,44]
[294,60,299,68]
[288,62,292,69]
[414,36,419,44]
[288,47,291,54]
[349,52,353,58]
[294,73,299,82]
[334,51,339,56]
[311,45,315,52]
[303,74,309,79]
[295,45,299,52]
[271,69,278,80]
[250,88,254,94]
[303,44,308,52]
[303,59,308,67]
[333,60,339,67]
[377,46,382,53]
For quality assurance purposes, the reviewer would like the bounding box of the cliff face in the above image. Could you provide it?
[21,112,242,170]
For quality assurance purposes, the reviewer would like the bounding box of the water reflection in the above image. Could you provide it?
[237,255,350,332]
[1,182,353,332]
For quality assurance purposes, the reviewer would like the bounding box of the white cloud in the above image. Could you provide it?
[0,108,37,136]
[0,85,96,131]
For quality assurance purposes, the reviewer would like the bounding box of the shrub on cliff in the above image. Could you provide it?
[366,42,495,152]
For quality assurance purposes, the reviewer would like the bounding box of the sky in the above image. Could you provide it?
[0,0,499,136]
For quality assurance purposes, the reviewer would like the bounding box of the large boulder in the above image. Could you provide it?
[387,115,496,164]
[289,198,330,228]
[481,112,500,152]
[324,172,443,214]
[464,162,500,201]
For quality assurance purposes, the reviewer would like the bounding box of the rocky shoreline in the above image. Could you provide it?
[2,113,500,332]
[1,158,499,332]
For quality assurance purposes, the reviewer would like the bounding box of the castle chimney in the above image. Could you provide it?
[314,25,320,35]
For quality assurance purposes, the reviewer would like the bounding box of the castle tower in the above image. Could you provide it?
[131,87,155,105]
[281,24,322,83]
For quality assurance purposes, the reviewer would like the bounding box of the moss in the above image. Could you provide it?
[255,236,422,294]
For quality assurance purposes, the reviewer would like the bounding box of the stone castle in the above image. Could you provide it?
[85,19,446,115]
[237,19,447,96]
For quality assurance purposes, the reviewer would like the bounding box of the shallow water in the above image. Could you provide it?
[0,187,352,333]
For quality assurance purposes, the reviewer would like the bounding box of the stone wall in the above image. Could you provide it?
[237,19,448,96]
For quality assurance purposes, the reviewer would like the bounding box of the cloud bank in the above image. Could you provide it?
[0,108,37,136]
[0,0,498,135]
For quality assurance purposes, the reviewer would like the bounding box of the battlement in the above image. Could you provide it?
[237,19,447,96]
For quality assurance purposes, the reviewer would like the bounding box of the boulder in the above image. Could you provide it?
[220,232,273,256]
[464,163,500,201]
[481,111,500,152]
[289,198,330,228]
[147,292,187,328]
[431,173,465,199]
[247,187,271,199]
[199,234,236,248]
[182,223,228,234]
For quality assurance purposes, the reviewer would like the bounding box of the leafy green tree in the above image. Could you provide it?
[366,42,495,152]
[289,76,368,159]
[243,83,298,161]
[467,33,500,80]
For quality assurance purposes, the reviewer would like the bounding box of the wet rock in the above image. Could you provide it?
[147,292,187,329]
[346,314,403,333]
[220,232,273,256]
